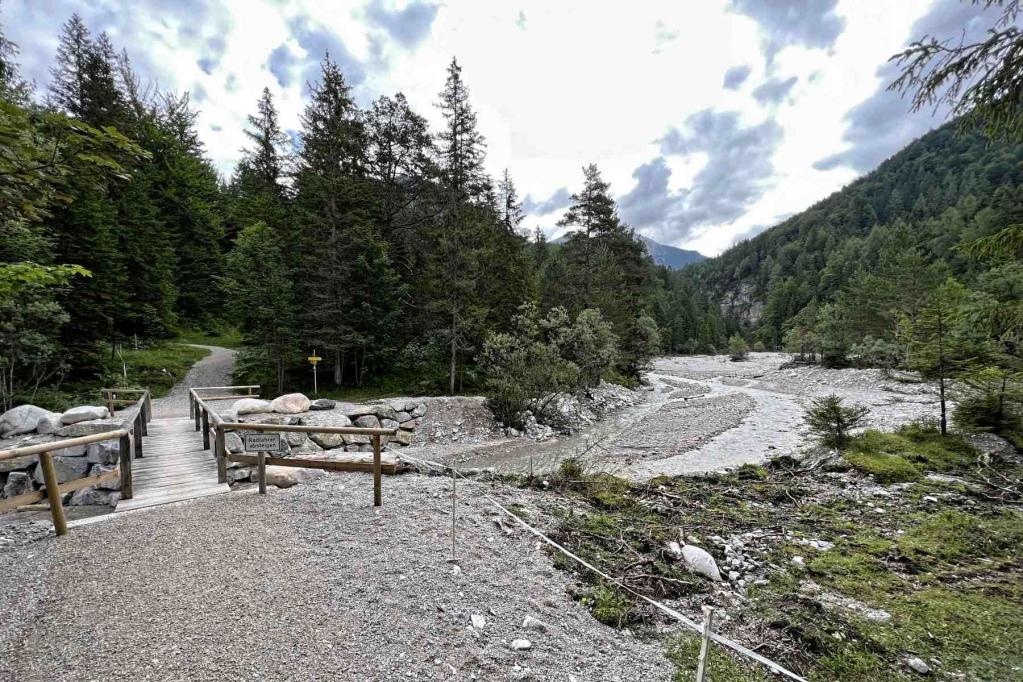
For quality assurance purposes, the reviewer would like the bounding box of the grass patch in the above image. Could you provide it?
[897,510,1023,564]
[667,631,769,681]
[173,326,244,349]
[844,425,979,483]
[100,343,210,398]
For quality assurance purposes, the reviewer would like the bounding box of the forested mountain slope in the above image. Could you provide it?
[691,122,1023,346]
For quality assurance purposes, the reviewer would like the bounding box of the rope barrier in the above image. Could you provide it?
[386,445,807,682]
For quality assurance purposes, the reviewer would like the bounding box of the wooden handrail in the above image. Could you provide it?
[193,385,260,391]
[0,389,151,535]
[188,384,397,506]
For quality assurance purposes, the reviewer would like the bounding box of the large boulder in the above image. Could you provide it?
[271,393,311,414]
[87,441,120,465]
[60,405,110,425]
[411,403,428,418]
[345,405,379,419]
[89,464,122,490]
[234,398,272,415]
[354,415,380,429]
[264,466,325,489]
[390,430,413,446]
[380,418,400,431]
[374,405,398,422]
[679,544,723,582]
[33,455,89,485]
[0,455,36,474]
[342,433,371,446]
[225,432,244,454]
[68,487,117,506]
[2,471,34,498]
[309,398,336,411]
[310,432,345,450]
[35,413,63,435]
[56,418,122,438]
[0,405,59,437]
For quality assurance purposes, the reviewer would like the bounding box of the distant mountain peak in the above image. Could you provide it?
[551,231,705,269]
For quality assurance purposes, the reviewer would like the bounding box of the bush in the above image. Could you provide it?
[728,334,750,361]
[479,303,620,428]
[805,394,869,449]
[953,366,1023,438]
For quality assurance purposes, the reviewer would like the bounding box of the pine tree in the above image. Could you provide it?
[436,58,488,203]
[230,87,290,239]
[294,55,403,386]
[0,17,31,104]
[497,169,524,234]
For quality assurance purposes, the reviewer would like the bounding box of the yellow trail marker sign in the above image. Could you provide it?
[307,355,322,365]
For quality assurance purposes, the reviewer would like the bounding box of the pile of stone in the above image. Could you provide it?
[217,394,427,486]
[0,403,123,507]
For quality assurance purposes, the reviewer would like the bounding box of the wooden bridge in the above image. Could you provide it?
[0,385,398,535]
[114,416,230,512]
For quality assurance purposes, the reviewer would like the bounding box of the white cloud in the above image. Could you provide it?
[4,0,968,255]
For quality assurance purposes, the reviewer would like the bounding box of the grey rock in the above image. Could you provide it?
[0,455,36,474]
[0,405,59,437]
[390,430,413,446]
[33,455,89,485]
[286,432,308,447]
[87,442,120,465]
[510,639,532,651]
[521,615,548,630]
[906,657,932,675]
[225,432,244,453]
[395,411,412,423]
[309,398,336,411]
[264,466,325,489]
[68,487,114,506]
[411,403,427,418]
[234,398,272,415]
[89,464,122,490]
[228,467,252,484]
[374,405,398,422]
[52,444,86,458]
[35,413,63,435]
[342,433,371,446]
[56,419,122,438]
[3,471,34,498]
[681,544,723,582]
[354,415,380,429]
[271,393,310,414]
[60,405,110,425]
[380,418,400,431]
[344,405,379,418]
[310,433,345,450]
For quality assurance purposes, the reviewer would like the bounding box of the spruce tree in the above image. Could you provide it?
[497,169,524,234]
[230,87,291,240]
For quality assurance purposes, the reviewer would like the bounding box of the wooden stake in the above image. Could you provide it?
[39,451,67,537]
[119,432,133,500]
[372,434,382,507]
[696,606,715,682]
[133,413,144,458]
[215,426,226,484]
[257,451,266,494]
[451,462,457,561]
[201,409,210,450]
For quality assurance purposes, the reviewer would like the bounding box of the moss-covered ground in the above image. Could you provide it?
[529,425,1022,680]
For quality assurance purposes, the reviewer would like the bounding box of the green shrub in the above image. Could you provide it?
[843,425,978,480]
[728,334,750,361]
[845,448,922,483]
[582,584,633,627]
[898,510,1023,563]
[805,394,869,449]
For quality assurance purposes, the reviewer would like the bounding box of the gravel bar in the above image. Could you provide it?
[0,474,673,681]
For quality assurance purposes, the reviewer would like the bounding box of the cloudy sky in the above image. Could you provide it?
[4,0,1005,255]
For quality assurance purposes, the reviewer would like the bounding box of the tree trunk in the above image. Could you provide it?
[334,349,342,386]
[449,309,457,395]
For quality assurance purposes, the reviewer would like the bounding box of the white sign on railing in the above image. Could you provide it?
[242,433,283,452]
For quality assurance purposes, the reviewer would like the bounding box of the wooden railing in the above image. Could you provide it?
[188,386,398,506]
[0,389,151,535]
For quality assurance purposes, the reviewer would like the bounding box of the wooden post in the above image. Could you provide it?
[103,390,114,416]
[38,452,68,537]
[133,413,144,458]
[201,409,210,450]
[193,396,200,431]
[189,392,194,419]
[119,433,133,500]
[215,425,226,484]
[145,391,152,421]
[140,400,148,436]
[372,434,382,507]
[257,451,266,494]
[696,606,716,682]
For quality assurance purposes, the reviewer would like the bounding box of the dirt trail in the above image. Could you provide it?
[149,345,237,418]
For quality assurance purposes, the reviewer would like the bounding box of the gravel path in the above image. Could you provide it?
[150,344,237,419]
[0,474,674,681]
